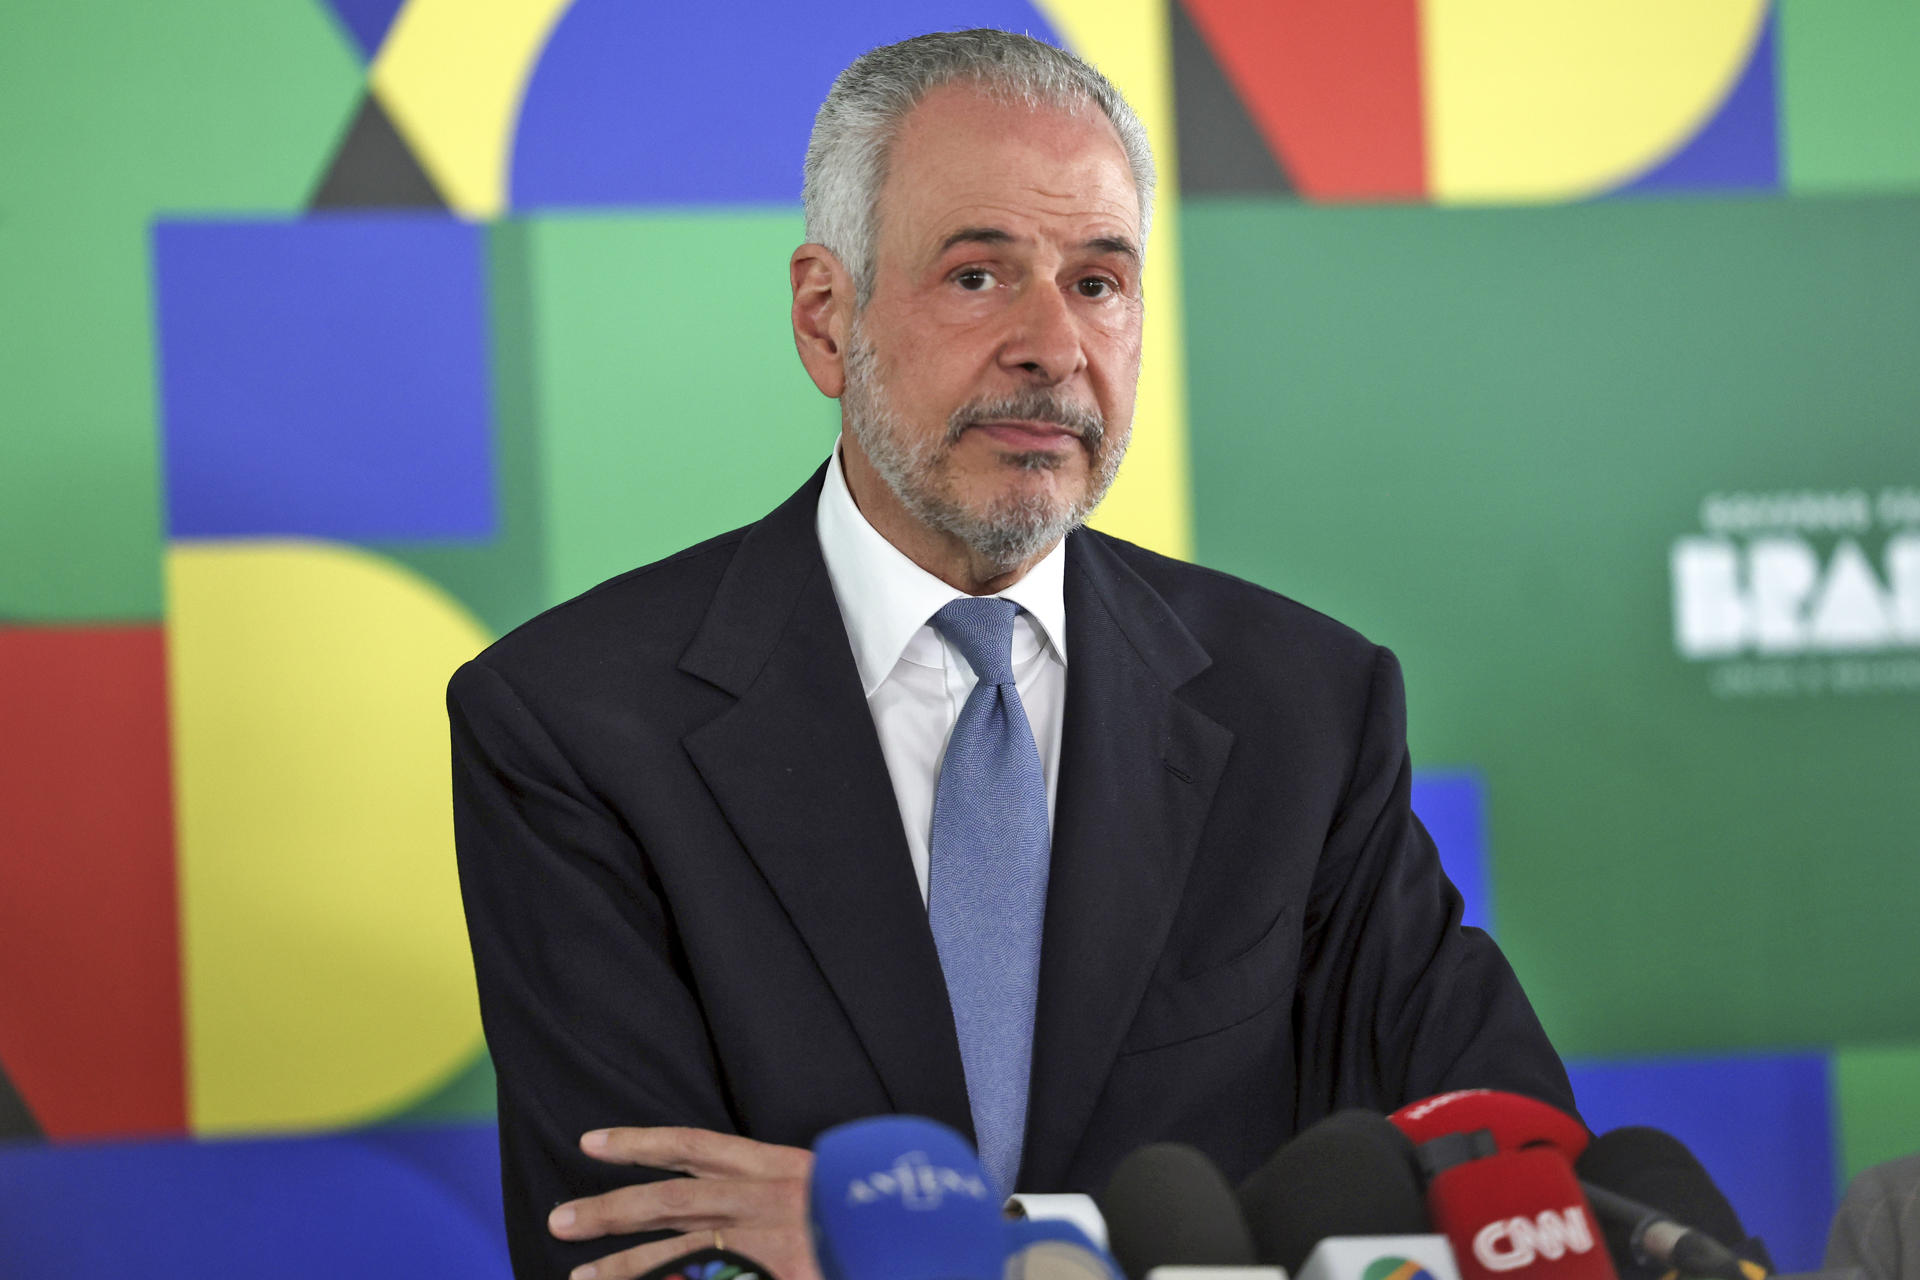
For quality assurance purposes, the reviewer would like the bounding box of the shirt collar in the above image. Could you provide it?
[815,444,1069,696]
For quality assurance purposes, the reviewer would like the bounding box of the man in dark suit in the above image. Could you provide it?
[449,29,1574,1280]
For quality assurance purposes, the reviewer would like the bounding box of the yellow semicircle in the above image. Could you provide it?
[1422,0,1771,204]
[1035,0,1193,561]
[370,0,574,217]
[169,541,491,1134]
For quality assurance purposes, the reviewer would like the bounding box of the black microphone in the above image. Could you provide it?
[1576,1127,1770,1280]
[1236,1111,1430,1275]
[1098,1143,1259,1279]
[1579,1181,1757,1280]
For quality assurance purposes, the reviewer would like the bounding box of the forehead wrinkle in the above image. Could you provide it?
[878,86,1142,282]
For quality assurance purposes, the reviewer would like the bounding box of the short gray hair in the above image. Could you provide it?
[803,28,1156,305]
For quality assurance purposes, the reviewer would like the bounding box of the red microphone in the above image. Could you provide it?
[1426,1146,1615,1280]
[1388,1091,1613,1280]
[1388,1090,1589,1161]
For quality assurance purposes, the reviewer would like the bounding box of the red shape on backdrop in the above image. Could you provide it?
[0,626,186,1138]
[1181,0,1428,201]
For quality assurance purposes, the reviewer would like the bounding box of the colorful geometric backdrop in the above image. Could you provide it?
[3,1,1918,1275]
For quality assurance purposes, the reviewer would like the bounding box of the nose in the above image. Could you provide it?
[999,280,1087,385]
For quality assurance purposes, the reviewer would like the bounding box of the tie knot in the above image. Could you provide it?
[932,597,1020,686]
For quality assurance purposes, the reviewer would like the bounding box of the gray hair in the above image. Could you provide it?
[803,28,1156,305]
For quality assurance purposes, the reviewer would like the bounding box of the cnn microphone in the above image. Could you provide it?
[1096,1143,1260,1280]
[1393,1092,1613,1280]
[809,1115,1005,1280]
[1237,1110,1434,1275]
[1389,1090,1590,1161]
[1424,1143,1617,1280]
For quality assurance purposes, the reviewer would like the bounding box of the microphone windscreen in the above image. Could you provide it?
[636,1247,778,1280]
[1574,1127,1754,1279]
[809,1115,1004,1280]
[1428,1146,1616,1280]
[1389,1091,1590,1161]
[1237,1111,1429,1273]
[1007,1218,1105,1255]
[1099,1143,1258,1279]
[1006,1193,1110,1251]
[1004,1237,1124,1280]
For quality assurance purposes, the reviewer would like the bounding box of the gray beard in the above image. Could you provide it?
[840,321,1125,574]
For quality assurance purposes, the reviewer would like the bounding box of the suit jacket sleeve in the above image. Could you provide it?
[1291,645,1577,1123]
[448,656,729,1277]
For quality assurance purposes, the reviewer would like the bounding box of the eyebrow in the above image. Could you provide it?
[1083,234,1141,263]
[936,226,1016,256]
[933,226,1142,264]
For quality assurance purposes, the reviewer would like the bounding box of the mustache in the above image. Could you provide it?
[947,389,1105,448]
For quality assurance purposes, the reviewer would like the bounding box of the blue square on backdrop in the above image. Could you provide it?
[1411,771,1492,932]
[153,215,496,541]
[1567,1052,1835,1273]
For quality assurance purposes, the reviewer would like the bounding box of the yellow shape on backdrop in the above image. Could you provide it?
[1038,0,1193,561]
[370,0,573,217]
[1421,0,1771,203]
[169,541,490,1134]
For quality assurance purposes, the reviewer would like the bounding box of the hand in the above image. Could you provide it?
[548,1126,820,1280]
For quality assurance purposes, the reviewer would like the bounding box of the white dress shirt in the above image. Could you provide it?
[814,446,1068,905]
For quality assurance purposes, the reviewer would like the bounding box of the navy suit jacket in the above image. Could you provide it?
[448,467,1575,1277]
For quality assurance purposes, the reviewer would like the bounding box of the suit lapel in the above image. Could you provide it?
[677,477,1236,1172]
[1021,534,1235,1191]
[679,471,974,1138]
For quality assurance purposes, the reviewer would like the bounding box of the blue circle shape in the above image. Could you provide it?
[511,1,1063,210]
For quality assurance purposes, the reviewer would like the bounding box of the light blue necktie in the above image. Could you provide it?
[926,597,1051,1198]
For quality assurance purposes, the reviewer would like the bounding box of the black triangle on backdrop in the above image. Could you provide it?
[1171,0,1296,197]
[0,1054,43,1141]
[309,90,449,211]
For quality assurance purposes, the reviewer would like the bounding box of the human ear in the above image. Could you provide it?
[790,244,852,399]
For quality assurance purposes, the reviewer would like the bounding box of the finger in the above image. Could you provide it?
[550,1174,808,1241]
[569,1228,825,1280]
[581,1126,814,1180]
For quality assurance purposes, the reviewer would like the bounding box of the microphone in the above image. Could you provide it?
[1389,1091,1590,1161]
[1575,1128,1768,1280]
[1392,1092,1613,1280]
[808,1115,1005,1280]
[1006,1194,1112,1251]
[1097,1143,1259,1280]
[1237,1110,1432,1275]
[1424,1144,1616,1280]
[1005,1217,1125,1280]
[635,1246,778,1280]
[1578,1181,1757,1280]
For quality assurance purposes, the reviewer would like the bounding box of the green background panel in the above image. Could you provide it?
[1780,0,1920,194]
[1835,1041,1920,1185]
[0,0,359,622]
[374,1047,498,1128]
[1182,195,1920,1058]
[524,210,839,604]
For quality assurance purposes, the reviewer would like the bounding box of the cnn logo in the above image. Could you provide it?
[1472,1207,1596,1272]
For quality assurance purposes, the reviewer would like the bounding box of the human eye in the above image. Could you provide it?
[952,266,998,292]
[1075,273,1119,299]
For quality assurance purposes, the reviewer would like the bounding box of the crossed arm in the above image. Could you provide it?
[549,1127,817,1280]
[451,660,828,1280]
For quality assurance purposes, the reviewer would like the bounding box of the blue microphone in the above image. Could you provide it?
[809,1115,1006,1280]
